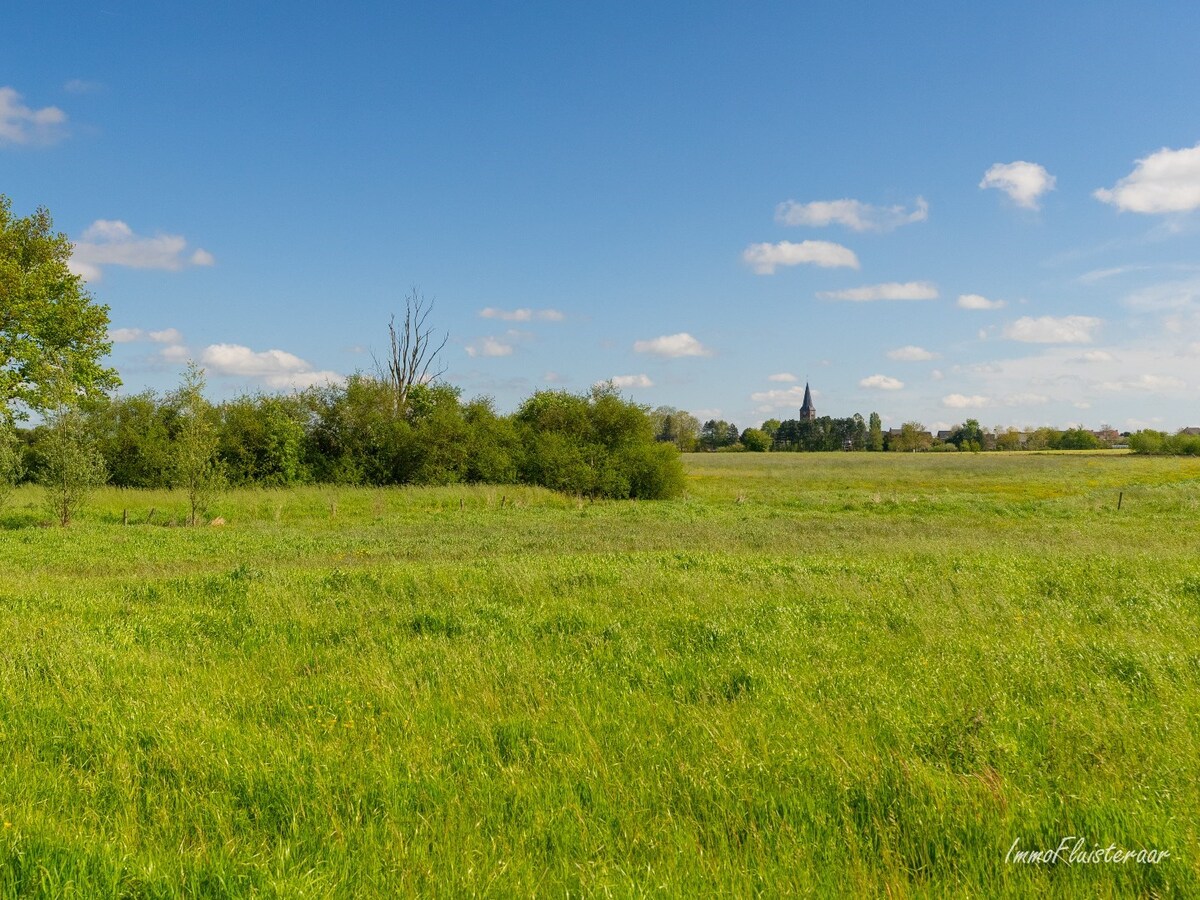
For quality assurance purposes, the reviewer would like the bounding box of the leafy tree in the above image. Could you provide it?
[650,406,700,451]
[0,196,118,420]
[1057,427,1100,450]
[868,412,883,451]
[86,391,173,487]
[700,419,738,451]
[995,427,1022,451]
[0,422,22,511]
[948,418,984,452]
[218,393,309,486]
[760,418,781,440]
[36,400,107,526]
[169,363,225,525]
[890,422,932,452]
[739,427,770,452]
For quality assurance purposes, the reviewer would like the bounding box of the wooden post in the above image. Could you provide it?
[147,507,156,524]
[123,509,128,526]
[1118,491,1123,510]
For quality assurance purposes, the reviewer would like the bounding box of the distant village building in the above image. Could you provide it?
[1181,427,1200,436]
[799,382,816,422]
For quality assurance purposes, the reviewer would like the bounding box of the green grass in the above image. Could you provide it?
[2,452,1198,896]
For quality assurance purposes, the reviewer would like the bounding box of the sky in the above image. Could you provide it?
[4,1,1200,433]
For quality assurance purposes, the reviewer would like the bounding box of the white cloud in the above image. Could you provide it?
[160,344,190,364]
[943,394,991,409]
[1076,350,1115,363]
[886,345,937,361]
[749,385,814,410]
[860,374,904,390]
[148,328,183,344]
[543,371,567,383]
[70,219,214,281]
[980,161,1056,210]
[1123,278,1200,312]
[767,372,798,382]
[931,369,945,380]
[199,342,340,389]
[605,374,654,389]
[957,293,1006,310]
[1099,374,1186,392]
[0,86,67,146]
[465,336,515,358]
[109,326,184,344]
[774,197,928,232]
[818,281,938,302]
[1003,315,1102,344]
[742,240,859,274]
[1094,143,1200,213]
[1003,392,1050,406]
[633,332,711,358]
[479,307,564,322]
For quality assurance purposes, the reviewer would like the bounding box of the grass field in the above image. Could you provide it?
[2,452,1198,896]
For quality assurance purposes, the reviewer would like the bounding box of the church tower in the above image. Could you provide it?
[799,382,815,421]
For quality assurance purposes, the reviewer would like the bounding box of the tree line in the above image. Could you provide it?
[0,197,683,524]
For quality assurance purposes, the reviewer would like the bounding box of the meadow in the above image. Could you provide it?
[1,451,1198,897]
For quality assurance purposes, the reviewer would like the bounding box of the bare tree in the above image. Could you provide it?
[375,287,448,414]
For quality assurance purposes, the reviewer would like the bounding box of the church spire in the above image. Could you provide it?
[799,382,815,421]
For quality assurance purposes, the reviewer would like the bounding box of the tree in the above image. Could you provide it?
[650,406,700,451]
[739,427,770,452]
[376,286,448,414]
[36,399,107,526]
[169,363,224,525]
[0,422,22,511]
[948,418,984,452]
[890,422,932,452]
[868,412,883,451]
[0,196,119,420]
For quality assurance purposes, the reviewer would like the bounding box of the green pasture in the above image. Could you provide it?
[1,452,1198,896]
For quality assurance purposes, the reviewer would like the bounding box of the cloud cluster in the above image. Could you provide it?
[109,327,184,345]
[742,240,859,275]
[70,220,215,281]
[886,345,937,361]
[633,332,711,358]
[479,307,564,322]
[942,393,991,409]
[1095,142,1200,214]
[1003,315,1102,344]
[0,86,67,146]
[605,374,653,389]
[767,372,797,382]
[957,293,1006,310]
[860,374,904,390]
[200,343,340,389]
[465,336,516,358]
[749,384,816,410]
[980,161,1056,210]
[818,281,938,302]
[774,197,928,232]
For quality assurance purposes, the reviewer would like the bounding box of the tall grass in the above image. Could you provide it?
[1,453,1197,895]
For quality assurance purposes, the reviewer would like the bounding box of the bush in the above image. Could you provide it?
[514,386,684,498]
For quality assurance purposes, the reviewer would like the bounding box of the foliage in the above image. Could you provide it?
[739,427,770,452]
[773,415,866,451]
[168,363,225,525]
[868,411,883,451]
[0,196,118,420]
[1129,429,1200,456]
[699,418,740,451]
[650,405,700,451]
[34,401,108,525]
[515,386,684,498]
[888,422,933,452]
[0,422,21,510]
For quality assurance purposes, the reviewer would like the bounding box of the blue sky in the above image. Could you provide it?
[4,2,1200,432]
